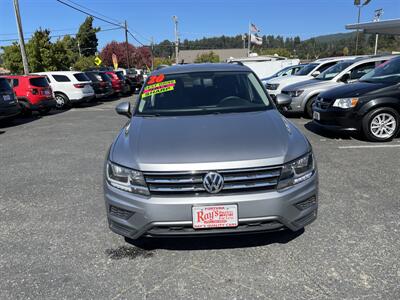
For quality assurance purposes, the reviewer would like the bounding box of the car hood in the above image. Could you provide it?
[319,81,395,99]
[283,78,333,91]
[267,75,313,86]
[110,110,310,172]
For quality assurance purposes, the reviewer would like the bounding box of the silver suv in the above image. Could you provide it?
[104,64,318,241]
[281,56,394,117]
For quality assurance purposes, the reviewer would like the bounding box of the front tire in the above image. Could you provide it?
[305,96,317,119]
[362,107,400,142]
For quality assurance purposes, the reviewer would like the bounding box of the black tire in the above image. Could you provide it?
[54,93,70,109]
[19,101,32,117]
[362,107,400,142]
[304,96,317,119]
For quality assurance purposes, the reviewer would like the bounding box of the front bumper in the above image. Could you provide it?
[313,105,361,131]
[104,173,318,239]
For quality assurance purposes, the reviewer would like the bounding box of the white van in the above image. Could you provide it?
[37,71,95,108]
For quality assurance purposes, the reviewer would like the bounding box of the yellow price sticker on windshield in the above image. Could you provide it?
[142,80,176,98]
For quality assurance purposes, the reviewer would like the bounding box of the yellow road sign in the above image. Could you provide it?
[94,56,102,66]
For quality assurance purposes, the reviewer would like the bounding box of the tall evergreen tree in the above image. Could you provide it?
[76,17,100,57]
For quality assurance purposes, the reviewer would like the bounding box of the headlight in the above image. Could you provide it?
[278,153,315,190]
[332,98,359,109]
[288,90,304,97]
[106,161,150,196]
[266,83,280,90]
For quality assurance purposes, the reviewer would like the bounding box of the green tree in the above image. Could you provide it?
[73,56,96,71]
[76,17,100,57]
[194,51,220,63]
[1,43,23,73]
[26,29,54,72]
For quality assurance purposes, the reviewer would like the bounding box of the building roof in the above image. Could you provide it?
[179,48,248,63]
[151,63,251,75]
[346,19,400,35]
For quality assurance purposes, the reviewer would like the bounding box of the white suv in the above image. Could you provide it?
[265,56,365,100]
[37,71,95,108]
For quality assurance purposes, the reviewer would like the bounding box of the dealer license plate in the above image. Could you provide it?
[192,205,238,229]
[313,111,320,121]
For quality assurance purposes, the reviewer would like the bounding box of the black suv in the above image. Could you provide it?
[0,78,20,122]
[313,56,400,142]
[84,71,113,99]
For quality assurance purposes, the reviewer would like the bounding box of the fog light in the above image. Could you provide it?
[295,196,317,210]
[109,205,134,220]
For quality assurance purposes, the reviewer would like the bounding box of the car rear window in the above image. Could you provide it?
[115,71,125,80]
[29,77,49,87]
[73,73,90,82]
[85,72,100,82]
[53,75,71,82]
[0,78,12,91]
[99,73,111,82]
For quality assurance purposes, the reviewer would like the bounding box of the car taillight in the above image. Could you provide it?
[31,88,39,95]
[74,84,85,88]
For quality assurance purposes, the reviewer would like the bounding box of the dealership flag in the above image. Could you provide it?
[251,34,263,45]
[250,23,260,33]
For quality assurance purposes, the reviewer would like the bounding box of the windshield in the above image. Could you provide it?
[136,71,272,116]
[360,57,400,84]
[316,61,354,80]
[295,63,318,76]
[0,79,12,92]
[29,77,49,87]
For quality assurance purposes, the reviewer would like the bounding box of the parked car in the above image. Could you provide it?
[0,77,20,121]
[84,71,113,99]
[261,64,306,85]
[124,68,144,92]
[115,71,131,95]
[105,71,124,95]
[3,75,56,116]
[37,71,95,109]
[313,56,400,142]
[265,56,363,101]
[281,55,394,117]
[104,63,318,242]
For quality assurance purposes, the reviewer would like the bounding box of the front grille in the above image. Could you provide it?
[143,166,282,196]
[315,97,333,109]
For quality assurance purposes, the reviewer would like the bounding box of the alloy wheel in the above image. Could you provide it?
[55,95,65,108]
[370,113,397,139]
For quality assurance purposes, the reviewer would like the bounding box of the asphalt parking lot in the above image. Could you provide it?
[1,95,399,300]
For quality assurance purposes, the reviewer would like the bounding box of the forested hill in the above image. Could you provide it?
[154,31,399,59]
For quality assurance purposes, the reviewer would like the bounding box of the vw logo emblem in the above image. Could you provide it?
[203,172,224,194]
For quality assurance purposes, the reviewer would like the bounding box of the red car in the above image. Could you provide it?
[105,71,125,95]
[3,75,56,115]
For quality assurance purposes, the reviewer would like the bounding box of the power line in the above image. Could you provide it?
[0,27,120,43]
[62,0,122,25]
[55,0,122,28]
[127,30,146,47]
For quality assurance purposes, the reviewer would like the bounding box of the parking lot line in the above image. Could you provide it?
[339,144,400,149]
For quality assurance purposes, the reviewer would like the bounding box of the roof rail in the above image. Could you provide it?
[228,61,244,66]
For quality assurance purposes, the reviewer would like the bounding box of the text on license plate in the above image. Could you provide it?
[192,205,238,229]
[313,111,320,120]
[3,95,11,101]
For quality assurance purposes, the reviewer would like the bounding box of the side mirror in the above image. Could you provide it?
[115,102,132,118]
[275,93,292,107]
[311,71,320,77]
[340,73,350,83]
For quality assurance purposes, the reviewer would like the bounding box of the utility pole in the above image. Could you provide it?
[354,0,372,55]
[373,9,383,55]
[173,16,179,64]
[151,37,154,71]
[124,20,130,69]
[13,0,29,74]
[77,41,82,57]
